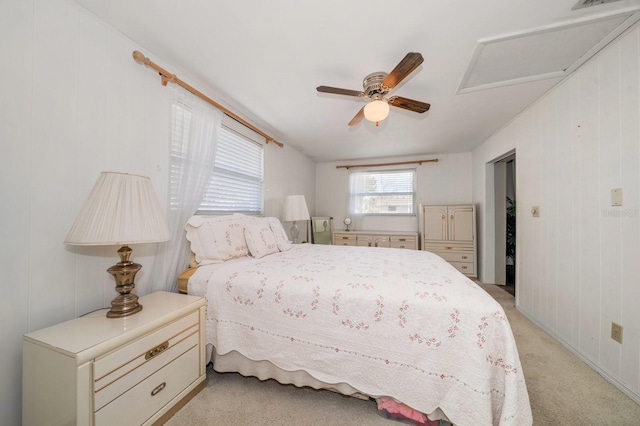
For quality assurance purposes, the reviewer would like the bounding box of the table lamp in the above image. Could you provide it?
[64,172,170,318]
[282,195,310,244]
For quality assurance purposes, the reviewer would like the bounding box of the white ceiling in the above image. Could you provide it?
[73,0,640,162]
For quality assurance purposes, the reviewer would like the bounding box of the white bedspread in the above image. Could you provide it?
[189,244,532,426]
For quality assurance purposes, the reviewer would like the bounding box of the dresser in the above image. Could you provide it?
[23,291,206,426]
[420,204,477,277]
[333,230,418,250]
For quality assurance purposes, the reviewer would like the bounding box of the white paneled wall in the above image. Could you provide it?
[265,142,317,241]
[0,1,315,424]
[316,153,472,233]
[473,25,640,402]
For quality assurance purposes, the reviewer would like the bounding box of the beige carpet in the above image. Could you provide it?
[166,284,640,425]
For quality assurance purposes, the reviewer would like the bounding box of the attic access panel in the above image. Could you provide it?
[458,11,640,93]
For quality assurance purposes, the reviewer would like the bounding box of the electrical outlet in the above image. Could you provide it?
[611,322,623,344]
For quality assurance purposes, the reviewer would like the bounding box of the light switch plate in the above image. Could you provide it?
[611,188,622,206]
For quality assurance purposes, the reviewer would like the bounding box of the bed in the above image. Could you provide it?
[180,214,532,426]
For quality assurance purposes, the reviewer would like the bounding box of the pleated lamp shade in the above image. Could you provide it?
[282,195,310,222]
[65,172,170,246]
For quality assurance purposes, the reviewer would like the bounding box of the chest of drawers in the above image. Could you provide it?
[23,291,206,426]
[333,231,418,250]
[420,204,477,278]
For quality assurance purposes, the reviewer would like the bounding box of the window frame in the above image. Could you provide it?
[349,168,417,216]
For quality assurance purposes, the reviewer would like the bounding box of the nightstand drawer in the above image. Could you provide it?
[94,311,199,410]
[94,345,200,426]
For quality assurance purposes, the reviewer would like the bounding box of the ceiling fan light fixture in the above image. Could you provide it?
[364,99,390,124]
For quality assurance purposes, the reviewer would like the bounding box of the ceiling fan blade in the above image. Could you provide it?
[382,52,424,89]
[388,96,431,113]
[348,106,365,126]
[316,86,365,98]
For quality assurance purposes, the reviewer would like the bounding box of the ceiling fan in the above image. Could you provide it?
[316,52,431,126]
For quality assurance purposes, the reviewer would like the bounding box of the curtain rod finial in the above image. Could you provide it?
[132,51,147,65]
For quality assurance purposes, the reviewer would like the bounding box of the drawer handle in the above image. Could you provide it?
[151,382,166,397]
[461,256,468,259]
[145,341,169,360]
[461,266,468,269]
[399,238,406,242]
[342,237,348,239]
[445,246,452,250]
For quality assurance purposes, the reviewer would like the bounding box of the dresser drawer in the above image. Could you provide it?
[334,234,357,246]
[450,261,475,275]
[94,345,200,426]
[423,242,473,252]
[433,251,473,263]
[389,236,417,250]
[94,311,199,410]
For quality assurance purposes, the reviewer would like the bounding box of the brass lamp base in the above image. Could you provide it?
[106,245,143,318]
[107,292,143,318]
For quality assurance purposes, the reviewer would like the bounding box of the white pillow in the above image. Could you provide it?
[244,222,279,258]
[266,217,292,251]
[185,215,249,264]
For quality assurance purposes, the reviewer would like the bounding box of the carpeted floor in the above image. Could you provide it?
[502,282,516,296]
[165,284,640,425]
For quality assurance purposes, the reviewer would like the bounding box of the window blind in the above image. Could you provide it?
[169,100,264,214]
[199,121,264,214]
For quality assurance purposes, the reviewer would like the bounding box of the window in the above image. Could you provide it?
[199,118,264,214]
[170,99,264,215]
[349,169,416,215]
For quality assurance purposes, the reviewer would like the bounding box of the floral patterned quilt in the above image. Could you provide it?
[189,244,532,426]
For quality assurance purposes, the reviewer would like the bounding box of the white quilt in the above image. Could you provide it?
[190,244,532,426]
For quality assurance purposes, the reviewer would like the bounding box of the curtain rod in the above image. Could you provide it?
[132,51,284,148]
[336,158,438,170]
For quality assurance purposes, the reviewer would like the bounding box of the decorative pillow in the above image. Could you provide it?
[266,217,292,251]
[185,215,249,264]
[244,222,279,258]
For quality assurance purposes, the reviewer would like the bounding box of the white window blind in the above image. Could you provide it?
[170,102,264,214]
[349,169,416,215]
[199,120,264,214]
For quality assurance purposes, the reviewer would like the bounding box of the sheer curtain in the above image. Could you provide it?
[149,85,223,293]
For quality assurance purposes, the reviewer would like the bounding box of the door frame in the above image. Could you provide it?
[488,150,515,286]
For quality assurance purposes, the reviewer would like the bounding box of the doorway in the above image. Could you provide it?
[493,153,516,296]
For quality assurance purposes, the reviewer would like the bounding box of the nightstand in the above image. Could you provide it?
[23,291,206,426]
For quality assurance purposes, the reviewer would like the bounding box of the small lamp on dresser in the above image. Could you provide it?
[64,171,170,318]
[282,195,310,244]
